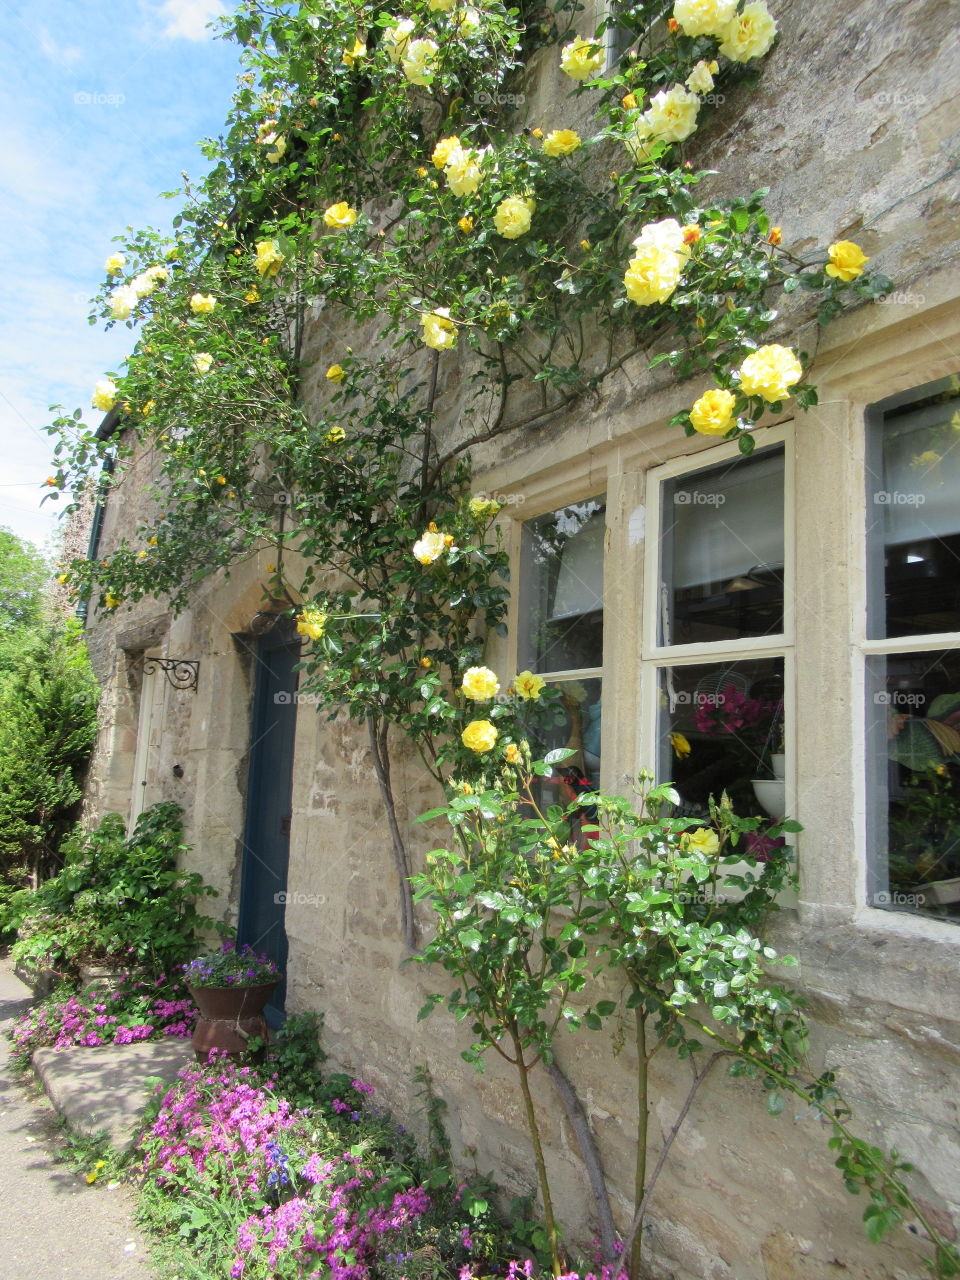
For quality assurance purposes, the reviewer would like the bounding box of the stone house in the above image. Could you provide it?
[78,2,960,1276]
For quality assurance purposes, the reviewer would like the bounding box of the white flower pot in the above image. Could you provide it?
[751,778,786,821]
[771,753,786,781]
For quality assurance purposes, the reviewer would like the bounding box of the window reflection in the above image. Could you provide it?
[519,499,605,674]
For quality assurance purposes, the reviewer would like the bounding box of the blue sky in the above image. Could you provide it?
[1,0,241,549]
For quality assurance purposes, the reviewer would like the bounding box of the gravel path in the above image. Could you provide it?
[0,961,157,1280]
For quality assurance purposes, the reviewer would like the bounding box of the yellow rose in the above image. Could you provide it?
[130,266,165,297]
[104,252,126,275]
[108,285,138,320]
[633,217,691,261]
[326,364,347,383]
[504,743,522,765]
[542,129,582,157]
[104,592,123,610]
[717,0,777,62]
[461,666,500,701]
[192,352,214,374]
[190,293,216,314]
[624,242,684,306]
[420,307,457,350]
[560,36,603,81]
[826,240,869,282]
[681,827,720,856]
[323,201,359,230]
[342,37,366,67]
[297,607,328,641]
[512,670,545,700]
[739,344,803,403]
[647,84,699,143]
[670,732,691,759]
[445,148,482,198]
[457,7,481,32]
[148,536,158,546]
[325,426,346,444]
[468,495,501,519]
[686,59,718,94]
[689,388,737,436]
[493,195,534,239]
[461,719,498,753]
[91,379,117,412]
[621,92,638,110]
[266,136,287,163]
[383,17,415,63]
[255,239,285,277]
[429,0,455,9]
[457,215,474,233]
[401,37,438,85]
[245,288,260,303]
[432,135,461,169]
[412,529,449,563]
[141,400,155,416]
[672,0,737,37]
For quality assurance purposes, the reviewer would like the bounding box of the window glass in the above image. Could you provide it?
[866,375,960,639]
[659,448,785,646]
[867,648,960,920]
[518,498,605,674]
[657,658,785,822]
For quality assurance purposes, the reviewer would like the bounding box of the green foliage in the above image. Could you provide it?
[0,526,49,672]
[9,802,218,982]
[0,617,99,899]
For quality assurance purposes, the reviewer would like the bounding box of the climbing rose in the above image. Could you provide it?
[468,495,501,519]
[326,364,346,383]
[429,0,454,9]
[432,135,461,169]
[325,426,346,444]
[192,353,214,374]
[190,293,216,314]
[108,285,138,319]
[323,202,358,230]
[445,148,482,197]
[542,129,582,157]
[682,827,720,856]
[342,37,366,67]
[297,607,327,640]
[560,36,603,81]
[624,243,684,306]
[717,1,777,61]
[130,265,168,297]
[104,252,126,275]
[458,216,474,233]
[826,240,869,281]
[383,17,415,62]
[633,217,692,261]
[504,743,523,764]
[412,529,449,564]
[647,84,700,142]
[402,38,439,85]
[255,240,285,277]
[493,196,535,239]
[672,0,737,37]
[461,720,498,753]
[420,307,457,350]
[92,379,117,412]
[457,7,481,32]
[686,59,719,94]
[461,667,500,701]
[690,388,737,436]
[513,671,545,700]
[738,344,803,402]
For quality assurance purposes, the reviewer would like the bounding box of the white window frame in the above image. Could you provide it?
[638,424,796,812]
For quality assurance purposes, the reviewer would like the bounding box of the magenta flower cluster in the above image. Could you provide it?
[9,974,196,1062]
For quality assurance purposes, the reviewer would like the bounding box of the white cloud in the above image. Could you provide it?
[156,0,226,42]
[37,26,83,67]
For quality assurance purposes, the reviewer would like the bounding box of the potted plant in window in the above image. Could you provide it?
[693,684,786,819]
[183,942,281,1060]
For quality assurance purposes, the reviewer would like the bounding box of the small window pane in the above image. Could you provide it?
[656,658,785,821]
[519,499,604,674]
[660,448,785,646]
[867,648,960,922]
[867,374,960,639]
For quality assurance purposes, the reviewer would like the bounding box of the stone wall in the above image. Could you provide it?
[79,2,960,1276]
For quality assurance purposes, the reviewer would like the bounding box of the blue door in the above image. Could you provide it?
[238,620,300,1026]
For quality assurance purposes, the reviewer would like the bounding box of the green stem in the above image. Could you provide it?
[631,1003,649,1280]
[512,1028,562,1276]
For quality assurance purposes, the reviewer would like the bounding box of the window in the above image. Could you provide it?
[643,437,792,824]
[864,374,960,922]
[517,496,605,808]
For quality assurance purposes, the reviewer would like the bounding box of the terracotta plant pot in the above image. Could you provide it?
[186,980,279,1061]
